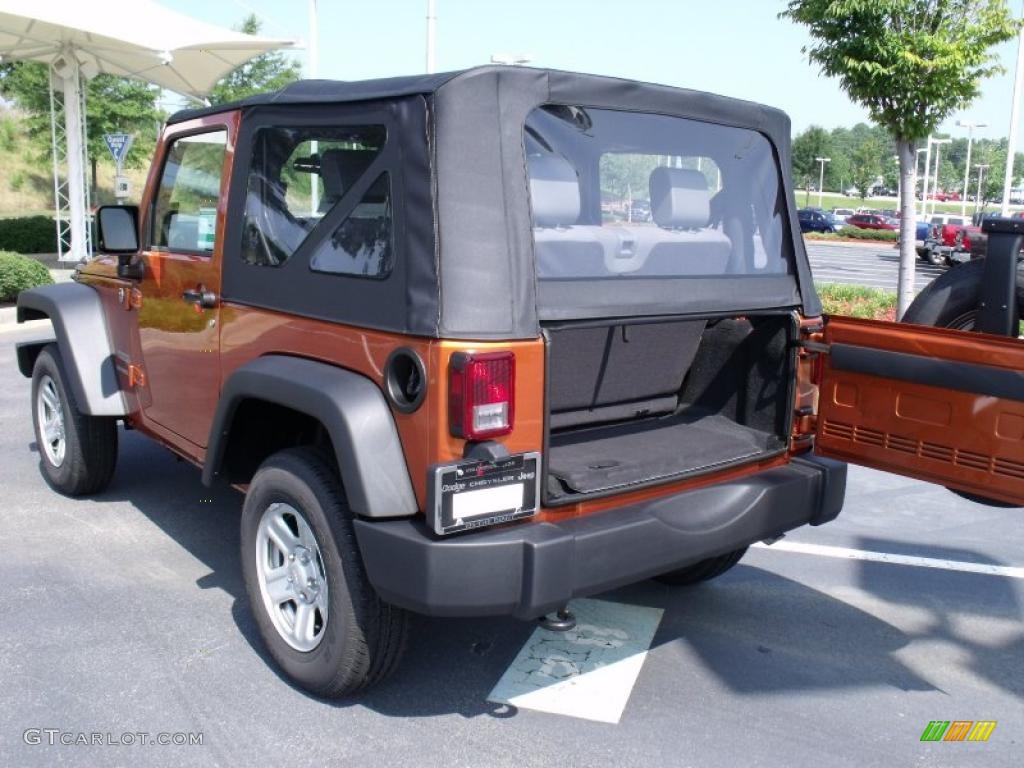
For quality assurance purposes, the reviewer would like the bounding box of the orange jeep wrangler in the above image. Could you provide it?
[14,67,1024,697]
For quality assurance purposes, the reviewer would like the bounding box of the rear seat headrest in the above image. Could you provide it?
[319,148,381,212]
[528,154,581,228]
[649,167,710,229]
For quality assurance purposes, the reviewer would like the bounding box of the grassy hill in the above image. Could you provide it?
[0,108,149,218]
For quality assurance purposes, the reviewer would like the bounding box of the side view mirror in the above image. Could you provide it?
[96,205,143,279]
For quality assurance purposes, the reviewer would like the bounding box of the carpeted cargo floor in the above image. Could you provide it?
[547,410,783,495]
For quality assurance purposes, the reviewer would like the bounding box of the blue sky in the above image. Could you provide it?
[164,0,1024,142]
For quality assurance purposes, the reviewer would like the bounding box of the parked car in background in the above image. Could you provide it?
[832,207,855,219]
[914,220,932,254]
[798,209,841,233]
[930,214,969,226]
[963,211,1024,260]
[629,199,652,222]
[921,220,981,267]
[826,213,847,231]
[846,213,897,230]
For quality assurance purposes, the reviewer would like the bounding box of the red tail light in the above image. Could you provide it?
[449,351,515,440]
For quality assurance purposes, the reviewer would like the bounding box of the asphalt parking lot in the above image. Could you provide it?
[1,323,1021,768]
[806,240,946,294]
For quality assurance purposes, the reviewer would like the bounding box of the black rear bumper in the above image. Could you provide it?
[354,455,846,619]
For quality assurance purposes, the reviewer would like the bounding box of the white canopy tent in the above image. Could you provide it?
[0,0,295,261]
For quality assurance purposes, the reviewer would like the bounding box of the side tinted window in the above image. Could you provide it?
[240,125,386,269]
[151,131,227,253]
[309,173,392,278]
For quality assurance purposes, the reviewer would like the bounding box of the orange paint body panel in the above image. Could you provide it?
[815,316,1024,506]
[218,304,546,509]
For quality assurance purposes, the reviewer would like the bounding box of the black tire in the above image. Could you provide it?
[903,258,1023,329]
[240,447,408,697]
[903,259,1024,509]
[31,344,117,496]
[926,248,946,267]
[654,547,747,586]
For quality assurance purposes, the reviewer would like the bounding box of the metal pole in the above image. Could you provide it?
[922,137,933,219]
[962,127,972,217]
[308,0,319,215]
[61,58,87,262]
[914,148,927,218]
[957,121,986,216]
[816,157,829,209]
[930,139,951,217]
[47,69,65,261]
[426,0,437,73]
[1002,2,1024,216]
[976,164,988,215]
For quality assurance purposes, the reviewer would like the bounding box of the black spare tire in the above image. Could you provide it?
[902,258,1024,508]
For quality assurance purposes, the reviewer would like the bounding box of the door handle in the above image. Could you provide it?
[182,289,218,309]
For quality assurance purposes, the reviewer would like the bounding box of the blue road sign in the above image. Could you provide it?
[103,133,133,164]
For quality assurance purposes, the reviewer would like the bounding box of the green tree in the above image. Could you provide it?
[781,0,1019,317]
[792,126,832,205]
[208,15,301,105]
[0,62,161,203]
[849,138,882,200]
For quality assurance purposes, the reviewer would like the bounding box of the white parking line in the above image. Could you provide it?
[752,540,1024,579]
[488,599,663,724]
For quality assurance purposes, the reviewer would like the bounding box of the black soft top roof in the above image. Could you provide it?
[168,66,789,128]
[167,70,463,124]
[192,66,818,337]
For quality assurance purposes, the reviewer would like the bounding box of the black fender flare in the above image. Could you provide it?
[16,283,127,417]
[203,355,418,519]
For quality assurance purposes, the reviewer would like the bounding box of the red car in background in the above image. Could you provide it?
[921,222,981,267]
[846,213,897,230]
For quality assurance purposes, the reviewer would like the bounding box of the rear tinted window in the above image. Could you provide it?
[525,106,792,280]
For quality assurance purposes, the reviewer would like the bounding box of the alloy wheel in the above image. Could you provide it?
[255,502,330,652]
[36,374,66,467]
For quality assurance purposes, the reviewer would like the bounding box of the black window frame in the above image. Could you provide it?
[146,125,230,258]
[221,101,418,331]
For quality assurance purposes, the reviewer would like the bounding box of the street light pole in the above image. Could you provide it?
[426,0,437,73]
[922,137,934,218]
[1002,1,1024,216]
[815,156,830,208]
[308,0,319,215]
[957,120,986,216]
[975,163,990,215]
[914,147,927,218]
[930,138,951,216]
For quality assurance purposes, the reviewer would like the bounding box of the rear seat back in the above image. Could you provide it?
[529,155,607,277]
[633,167,732,275]
[547,320,707,429]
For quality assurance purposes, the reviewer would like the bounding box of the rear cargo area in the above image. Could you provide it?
[544,315,793,501]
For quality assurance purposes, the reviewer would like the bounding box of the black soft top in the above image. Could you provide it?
[167,70,463,124]
[184,67,819,338]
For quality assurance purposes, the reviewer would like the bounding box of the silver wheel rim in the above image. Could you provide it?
[36,374,66,468]
[255,502,329,652]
